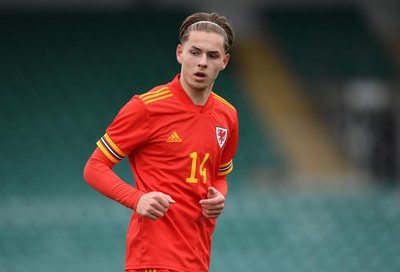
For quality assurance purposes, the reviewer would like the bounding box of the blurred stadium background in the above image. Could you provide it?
[1,0,400,271]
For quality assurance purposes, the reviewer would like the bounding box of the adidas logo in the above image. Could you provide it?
[167,131,182,142]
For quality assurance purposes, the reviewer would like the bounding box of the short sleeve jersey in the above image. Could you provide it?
[97,74,238,272]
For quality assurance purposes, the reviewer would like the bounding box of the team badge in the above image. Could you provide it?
[216,126,228,148]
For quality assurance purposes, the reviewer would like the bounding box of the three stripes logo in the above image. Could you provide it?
[140,87,173,105]
[167,131,182,143]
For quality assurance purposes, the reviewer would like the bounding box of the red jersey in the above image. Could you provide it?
[96,74,238,272]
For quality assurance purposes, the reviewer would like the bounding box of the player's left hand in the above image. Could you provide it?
[199,187,226,219]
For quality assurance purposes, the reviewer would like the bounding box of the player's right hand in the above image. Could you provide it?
[136,192,175,220]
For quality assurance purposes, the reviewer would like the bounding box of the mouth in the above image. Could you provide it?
[194,72,207,80]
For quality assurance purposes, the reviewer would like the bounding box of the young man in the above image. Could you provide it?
[84,12,238,272]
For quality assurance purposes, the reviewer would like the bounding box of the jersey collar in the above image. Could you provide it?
[168,74,214,114]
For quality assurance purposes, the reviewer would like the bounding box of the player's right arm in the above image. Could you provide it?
[84,147,144,210]
[135,192,175,220]
[83,94,174,220]
[83,148,174,220]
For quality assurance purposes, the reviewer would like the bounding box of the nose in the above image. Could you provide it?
[198,53,208,68]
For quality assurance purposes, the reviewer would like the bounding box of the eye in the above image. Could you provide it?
[190,50,200,56]
[208,53,220,59]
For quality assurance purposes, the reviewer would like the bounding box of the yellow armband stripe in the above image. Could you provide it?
[96,133,127,164]
[218,160,233,176]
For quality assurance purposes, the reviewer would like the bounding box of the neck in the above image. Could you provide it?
[186,89,211,105]
[179,77,212,106]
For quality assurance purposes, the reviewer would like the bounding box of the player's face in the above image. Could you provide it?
[177,30,230,94]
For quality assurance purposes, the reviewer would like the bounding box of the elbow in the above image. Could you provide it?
[83,159,92,185]
[83,158,98,187]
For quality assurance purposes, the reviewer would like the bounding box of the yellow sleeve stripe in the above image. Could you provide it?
[97,140,120,164]
[141,89,170,101]
[220,160,232,168]
[139,87,173,105]
[140,86,169,99]
[218,165,233,176]
[103,133,127,157]
[144,94,173,105]
[213,93,235,110]
[140,87,173,105]
[218,160,233,176]
[142,90,171,101]
[96,133,127,164]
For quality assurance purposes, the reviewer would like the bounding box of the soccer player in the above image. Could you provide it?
[83,12,238,272]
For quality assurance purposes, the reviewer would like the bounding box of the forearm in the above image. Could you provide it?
[83,148,144,210]
[213,177,228,197]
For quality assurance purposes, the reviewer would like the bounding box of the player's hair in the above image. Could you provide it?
[179,12,235,53]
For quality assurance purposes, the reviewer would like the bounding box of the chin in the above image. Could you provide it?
[188,79,206,90]
[193,83,210,92]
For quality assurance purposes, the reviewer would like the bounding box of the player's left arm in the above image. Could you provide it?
[199,179,227,219]
[200,111,239,219]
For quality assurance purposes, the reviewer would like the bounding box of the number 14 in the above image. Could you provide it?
[186,152,210,184]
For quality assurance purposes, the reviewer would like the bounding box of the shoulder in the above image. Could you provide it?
[138,84,174,106]
[113,85,172,119]
[212,92,238,131]
[212,92,237,114]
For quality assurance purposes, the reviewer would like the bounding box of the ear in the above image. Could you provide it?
[176,44,183,64]
[220,53,230,71]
